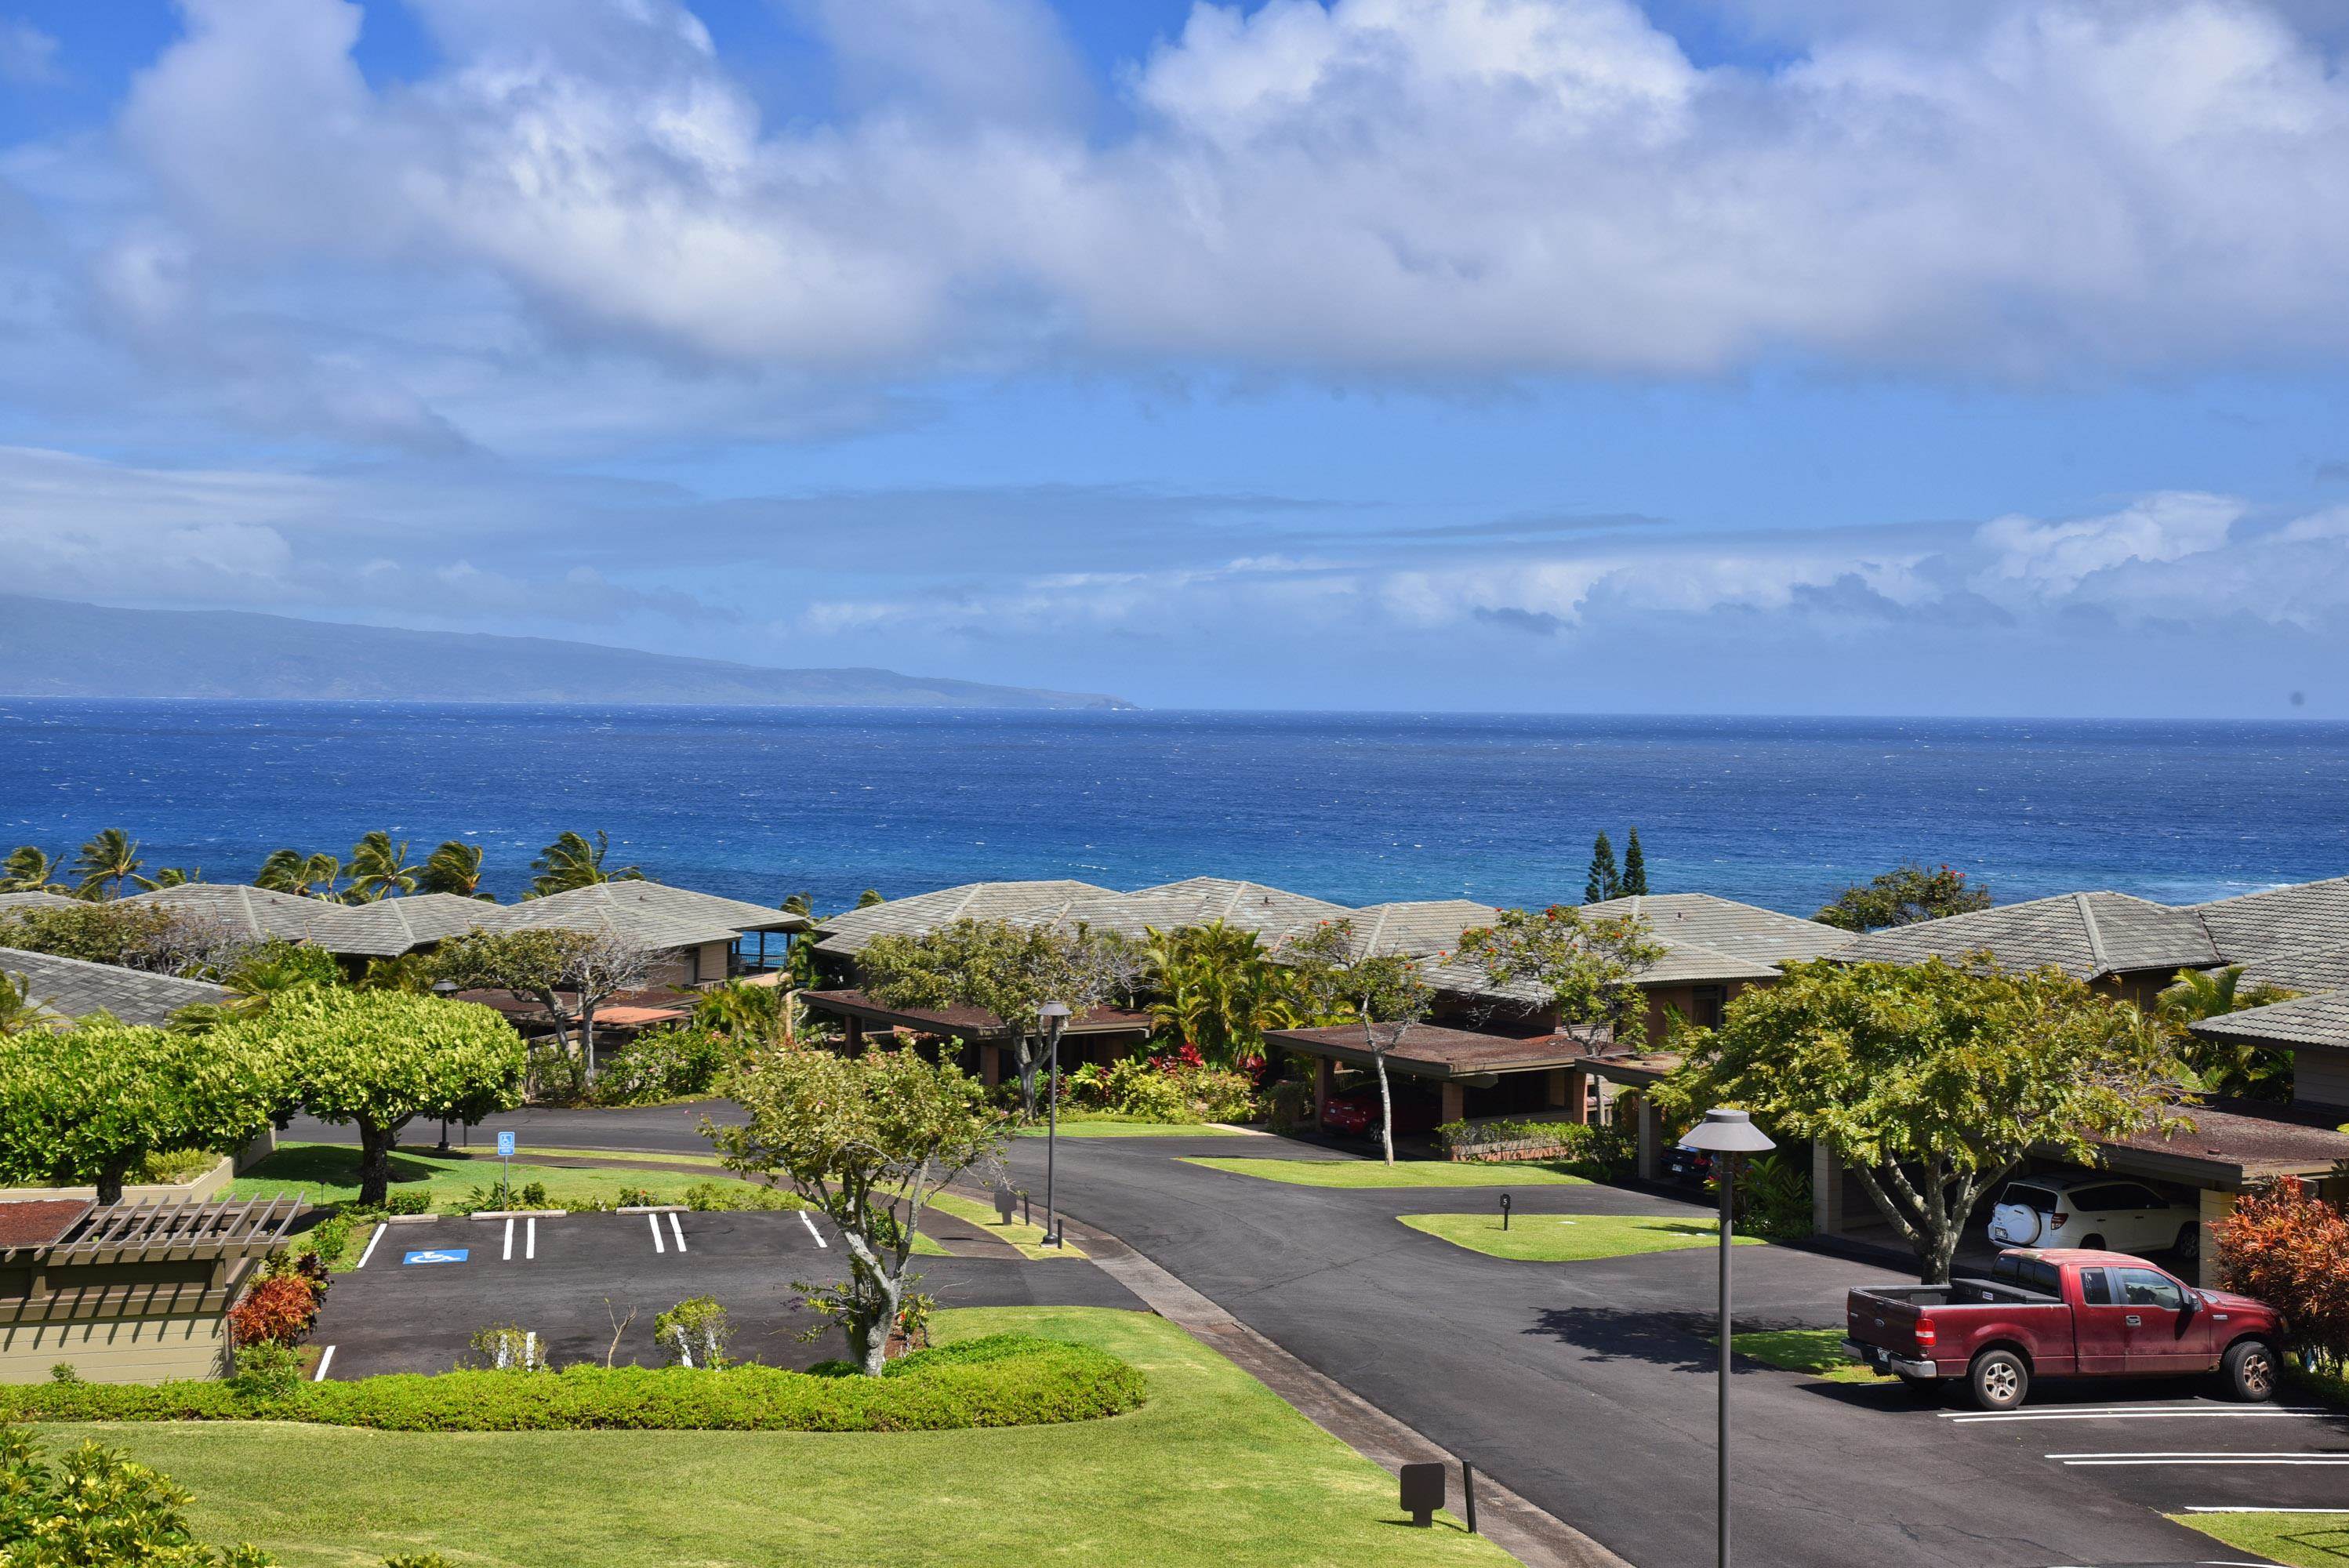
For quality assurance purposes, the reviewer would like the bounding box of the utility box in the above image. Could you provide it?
[1399,1461,1446,1527]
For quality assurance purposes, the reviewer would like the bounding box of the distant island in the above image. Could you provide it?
[0,596,1135,710]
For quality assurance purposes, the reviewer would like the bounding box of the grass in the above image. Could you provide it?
[1725,1328,1886,1385]
[1398,1211,1761,1262]
[2172,1512,2349,1566]
[229,1142,790,1214]
[484,1145,736,1168]
[1182,1156,1590,1188]
[925,1190,1087,1259]
[1012,1117,1251,1138]
[45,1307,1512,1568]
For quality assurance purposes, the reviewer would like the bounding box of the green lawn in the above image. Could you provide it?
[925,1190,1087,1259]
[49,1308,1511,1568]
[1399,1211,1760,1261]
[1013,1118,1251,1138]
[1726,1328,1886,1385]
[2173,1512,2349,1566]
[1182,1156,1589,1188]
[229,1142,791,1214]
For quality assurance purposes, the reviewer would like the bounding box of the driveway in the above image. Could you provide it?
[997,1132,2337,1568]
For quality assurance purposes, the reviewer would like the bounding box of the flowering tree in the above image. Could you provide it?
[707,1046,1004,1375]
[1456,905,1666,1047]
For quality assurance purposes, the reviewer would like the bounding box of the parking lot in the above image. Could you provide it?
[312,1208,1143,1377]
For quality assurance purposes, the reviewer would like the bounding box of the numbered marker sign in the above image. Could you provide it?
[496,1131,516,1158]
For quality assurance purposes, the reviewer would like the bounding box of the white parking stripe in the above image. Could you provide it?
[2187,1507,2349,1514]
[525,1216,536,1260]
[354,1222,387,1269]
[2049,1451,2349,1468]
[648,1212,666,1254]
[798,1210,826,1248]
[669,1213,687,1253]
[503,1216,514,1261]
[1938,1404,2321,1419]
[1955,1409,2331,1425]
[313,1345,336,1381]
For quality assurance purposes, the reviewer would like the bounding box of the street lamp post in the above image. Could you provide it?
[1676,1106,1777,1568]
[1037,1001,1071,1247]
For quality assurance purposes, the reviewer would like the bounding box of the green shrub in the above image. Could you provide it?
[593,1026,734,1106]
[683,1180,798,1212]
[381,1189,431,1216]
[229,1341,303,1400]
[0,1421,276,1567]
[47,1363,78,1385]
[1262,1078,1315,1131]
[0,1334,1145,1432]
[465,1323,547,1374]
[653,1298,732,1370]
[1434,1117,1636,1178]
[1081,1055,1261,1124]
[1734,1151,1815,1241]
[136,1146,223,1184]
[615,1185,659,1207]
[300,1210,354,1269]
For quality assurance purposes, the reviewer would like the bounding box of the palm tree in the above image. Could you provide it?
[2159,965,2299,1102]
[1143,920,1302,1069]
[71,829,143,900]
[346,832,418,902]
[218,942,339,1017]
[419,840,494,900]
[254,848,342,900]
[133,866,204,890]
[0,846,68,893]
[781,891,815,918]
[0,968,60,1035]
[528,830,641,898]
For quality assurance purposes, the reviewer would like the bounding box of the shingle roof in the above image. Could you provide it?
[1835,891,2220,980]
[2238,943,2349,995]
[1578,893,1855,966]
[314,893,504,956]
[0,891,80,914]
[119,884,351,946]
[478,881,805,952]
[813,880,1116,955]
[2188,990,2349,1054]
[2188,877,2349,965]
[0,946,227,1026]
[1124,877,1356,936]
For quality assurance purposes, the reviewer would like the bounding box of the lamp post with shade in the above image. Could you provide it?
[1037,1001,1071,1247]
[1676,1106,1776,1568]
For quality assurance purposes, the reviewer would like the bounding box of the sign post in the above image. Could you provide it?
[497,1130,516,1204]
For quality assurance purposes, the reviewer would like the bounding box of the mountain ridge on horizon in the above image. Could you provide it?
[0,595,1135,710]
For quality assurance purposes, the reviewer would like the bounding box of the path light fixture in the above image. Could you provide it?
[1677,1106,1776,1568]
[1037,1001,1072,1247]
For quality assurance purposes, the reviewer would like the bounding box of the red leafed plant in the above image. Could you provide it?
[2216,1178,2349,1371]
[227,1272,321,1348]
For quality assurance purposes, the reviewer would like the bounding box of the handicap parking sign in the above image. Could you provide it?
[402,1248,469,1265]
[496,1130,515,1157]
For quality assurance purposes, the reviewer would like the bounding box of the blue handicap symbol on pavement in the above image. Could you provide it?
[496,1131,515,1157]
[402,1248,469,1265]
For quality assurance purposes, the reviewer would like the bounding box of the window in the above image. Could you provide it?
[2070,1184,2127,1211]
[2078,1268,2113,1305]
[2115,1185,2166,1210]
[2002,1183,2060,1210]
[2115,1269,2184,1311]
[1691,985,1726,1029]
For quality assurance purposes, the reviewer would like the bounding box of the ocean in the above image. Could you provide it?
[2,701,2344,917]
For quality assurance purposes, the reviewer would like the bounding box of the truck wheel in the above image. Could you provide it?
[1969,1349,2029,1412]
[2220,1339,2278,1403]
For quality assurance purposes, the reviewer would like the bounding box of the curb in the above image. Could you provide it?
[463,1209,567,1221]
[971,1189,1634,1568]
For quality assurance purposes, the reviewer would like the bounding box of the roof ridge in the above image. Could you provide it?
[2073,891,2112,976]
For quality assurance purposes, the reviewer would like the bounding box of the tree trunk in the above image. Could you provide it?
[95,1164,128,1206]
[358,1120,395,1208]
[1012,1034,1039,1121]
[1374,1052,1396,1166]
[1848,1159,1961,1284]
[581,1001,599,1082]
[852,1271,904,1377]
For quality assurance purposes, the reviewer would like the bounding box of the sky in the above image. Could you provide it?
[5,0,2349,714]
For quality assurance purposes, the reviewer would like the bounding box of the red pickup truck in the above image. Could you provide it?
[1844,1248,2285,1410]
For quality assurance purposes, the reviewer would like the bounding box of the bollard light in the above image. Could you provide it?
[1677,1107,1775,1568]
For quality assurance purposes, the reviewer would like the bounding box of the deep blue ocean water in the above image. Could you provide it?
[2,701,2344,916]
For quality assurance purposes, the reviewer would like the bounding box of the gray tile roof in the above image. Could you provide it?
[478,881,805,952]
[814,880,1116,955]
[120,884,352,946]
[1578,893,1856,966]
[0,946,227,1027]
[2189,989,2349,1053]
[0,891,80,914]
[2238,943,2349,995]
[2188,877,2349,965]
[1835,891,2220,980]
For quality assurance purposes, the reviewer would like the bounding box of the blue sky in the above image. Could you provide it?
[5,0,2349,713]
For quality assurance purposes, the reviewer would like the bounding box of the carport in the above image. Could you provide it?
[1264,1022,1617,1131]
[798,989,1153,1086]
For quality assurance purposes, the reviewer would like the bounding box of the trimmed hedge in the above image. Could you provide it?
[0,1333,1144,1434]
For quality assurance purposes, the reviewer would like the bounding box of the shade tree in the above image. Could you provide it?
[1813,862,1991,932]
[427,927,655,1085]
[1456,905,1668,1048]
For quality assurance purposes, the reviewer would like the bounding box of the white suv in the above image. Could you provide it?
[1988,1176,2199,1262]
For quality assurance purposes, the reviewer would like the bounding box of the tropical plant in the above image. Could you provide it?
[1457,905,1668,1047]
[1584,833,1619,904]
[0,969,60,1036]
[215,939,341,1018]
[707,1045,1004,1376]
[1813,862,1991,931]
[1657,956,2187,1283]
[780,891,815,917]
[70,829,143,900]
[254,848,342,900]
[428,927,655,1084]
[0,1422,277,1567]
[2216,1178,2349,1376]
[2158,964,2300,1102]
[691,980,795,1044]
[418,840,493,899]
[1141,920,1302,1068]
[355,954,435,993]
[855,888,885,908]
[0,1015,289,1202]
[527,830,641,897]
[0,845,68,894]
[344,832,418,902]
[219,989,525,1206]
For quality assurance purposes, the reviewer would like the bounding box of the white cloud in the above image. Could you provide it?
[74,0,2349,390]
[0,19,58,85]
[1973,491,2244,597]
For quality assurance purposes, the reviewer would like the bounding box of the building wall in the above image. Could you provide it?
[0,1316,228,1384]
[2296,1048,2349,1112]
